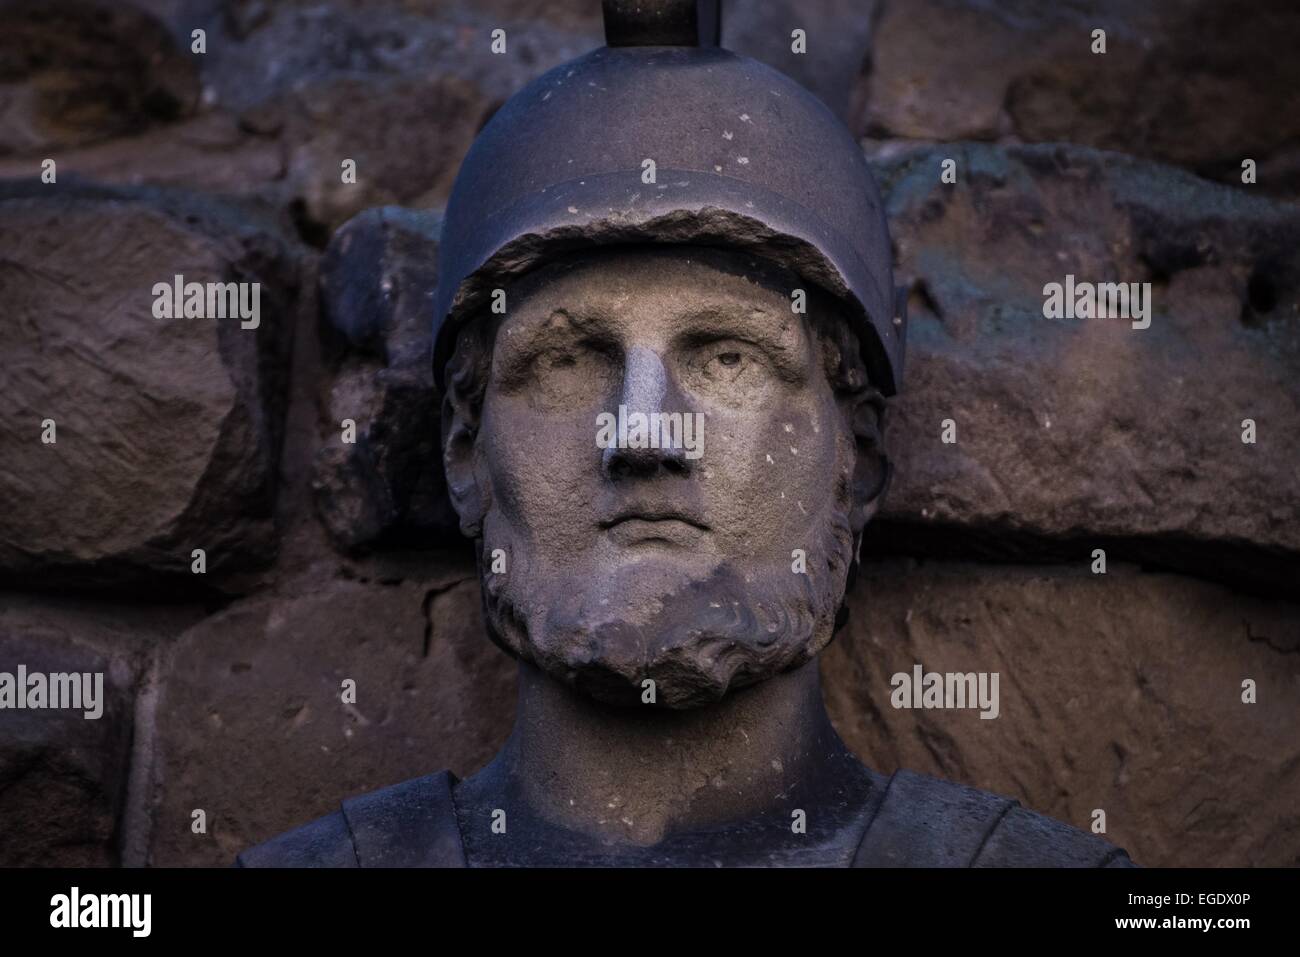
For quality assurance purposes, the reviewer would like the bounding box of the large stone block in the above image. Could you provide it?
[313,206,459,550]
[860,0,1300,194]
[0,182,302,590]
[824,559,1300,867]
[148,566,514,865]
[873,143,1300,591]
[0,0,201,155]
[249,72,487,235]
[0,596,157,866]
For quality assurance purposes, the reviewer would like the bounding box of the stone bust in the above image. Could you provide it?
[238,0,1134,868]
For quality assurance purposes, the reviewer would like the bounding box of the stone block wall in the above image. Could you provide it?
[0,0,1295,867]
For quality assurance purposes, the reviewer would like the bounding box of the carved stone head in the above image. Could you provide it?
[441,245,890,708]
[432,4,903,711]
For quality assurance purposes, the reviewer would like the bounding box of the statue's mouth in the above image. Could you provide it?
[600,511,709,547]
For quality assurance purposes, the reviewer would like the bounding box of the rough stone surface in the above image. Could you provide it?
[148,569,514,866]
[197,0,601,113]
[0,0,201,155]
[872,143,1300,591]
[0,0,596,237]
[0,112,285,207]
[0,0,912,236]
[313,206,457,550]
[0,181,301,590]
[0,597,150,866]
[245,71,487,235]
[823,559,1300,868]
[859,0,1300,195]
[723,0,879,122]
[0,0,1294,869]
[319,206,442,356]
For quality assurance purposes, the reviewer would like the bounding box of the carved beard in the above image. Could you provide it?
[477,499,857,709]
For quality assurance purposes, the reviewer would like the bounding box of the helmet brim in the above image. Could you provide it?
[432,167,901,395]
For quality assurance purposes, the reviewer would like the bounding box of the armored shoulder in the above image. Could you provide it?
[853,769,1135,868]
[236,770,466,868]
[236,807,358,868]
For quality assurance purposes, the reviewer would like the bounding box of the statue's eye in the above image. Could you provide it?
[514,340,617,409]
[534,347,583,373]
[680,338,774,400]
[694,341,760,385]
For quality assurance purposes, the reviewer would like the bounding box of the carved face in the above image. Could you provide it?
[443,247,887,708]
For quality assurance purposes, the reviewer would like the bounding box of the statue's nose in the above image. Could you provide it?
[601,346,692,480]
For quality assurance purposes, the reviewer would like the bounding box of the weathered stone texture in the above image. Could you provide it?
[873,144,1300,591]
[824,560,1300,867]
[0,182,301,590]
[148,570,514,866]
[860,0,1300,195]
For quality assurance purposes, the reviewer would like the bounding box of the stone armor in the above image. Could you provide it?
[237,770,1135,868]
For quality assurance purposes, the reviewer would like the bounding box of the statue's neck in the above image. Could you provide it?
[454,657,874,857]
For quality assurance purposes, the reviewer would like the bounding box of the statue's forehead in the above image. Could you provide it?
[498,288,806,358]
[497,249,805,338]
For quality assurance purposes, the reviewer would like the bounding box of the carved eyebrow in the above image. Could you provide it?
[496,308,580,350]
[672,305,809,374]
[678,299,803,335]
[491,309,612,383]
[492,299,811,384]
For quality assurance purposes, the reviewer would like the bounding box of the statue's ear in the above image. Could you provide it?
[848,389,891,535]
[440,370,489,539]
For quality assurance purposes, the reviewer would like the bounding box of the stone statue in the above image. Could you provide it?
[239,0,1135,868]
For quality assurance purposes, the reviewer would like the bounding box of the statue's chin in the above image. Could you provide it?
[492,560,832,709]
[481,503,858,709]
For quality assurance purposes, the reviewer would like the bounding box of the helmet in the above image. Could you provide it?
[432,0,905,395]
